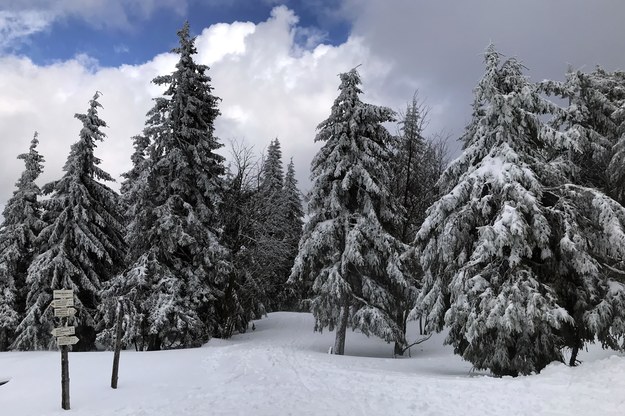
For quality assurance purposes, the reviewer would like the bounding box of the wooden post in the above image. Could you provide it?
[61,345,70,410]
[111,300,124,389]
[53,289,76,411]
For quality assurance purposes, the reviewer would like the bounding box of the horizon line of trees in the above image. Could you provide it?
[2,22,625,378]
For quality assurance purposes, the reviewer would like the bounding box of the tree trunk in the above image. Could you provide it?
[0,328,7,351]
[333,301,350,355]
[569,345,579,367]
[61,346,70,410]
[147,334,161,351]
[401,136,415,243]
[394,309,408,356]
[111,300,124,389]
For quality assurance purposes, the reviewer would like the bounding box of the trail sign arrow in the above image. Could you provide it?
[52,326,76,337]
[57,336,79,346]
[54,307,76,318]
[53,290,73,299]
[51,298,74,308]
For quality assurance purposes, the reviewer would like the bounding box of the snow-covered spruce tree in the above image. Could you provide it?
[540,69,625,365]
[260,138,285,195]
[281,158,304,310]
[0,133,45,350]
[542,68,625,200]
[120,135,151,199]
[289,68,409,355]
[220,141,267,332]
[413,46,580,376]
[108,22,231,350]
[12,93,126,351]
[97,134,151,350]
[253,138,290,310]
[391,94,448,245]
[391,94,427,243]
[542,185,625,366]
[283,159,304,236]
[388,94,448,352]
[253,139,301,311]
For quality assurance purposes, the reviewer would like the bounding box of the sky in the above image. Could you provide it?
[2,0,625,214]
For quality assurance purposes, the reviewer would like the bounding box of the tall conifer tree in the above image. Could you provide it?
[389,96,447,353]
[413,45,625,376]
[219,144,267,332]
[282,159,304,308]
[254,139,291,310]
[110,22,231,349]
[541,68,625,365]
[0,133,45,350]
[13,93,125,350]
[290,68,408,355]
[97,134,151,349]
[283,159,304,247]
[415,47,568,375]
[260,139,285,196]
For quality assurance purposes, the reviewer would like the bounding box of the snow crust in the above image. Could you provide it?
[1,312,624,415]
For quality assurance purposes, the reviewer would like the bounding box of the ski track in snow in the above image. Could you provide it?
[1,312,624,415]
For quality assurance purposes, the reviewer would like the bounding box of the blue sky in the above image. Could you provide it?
[3,0,625,212]
[8,0,351,66]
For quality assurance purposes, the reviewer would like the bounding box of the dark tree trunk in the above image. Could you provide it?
[394,309,408,356]
[569,346,579,367]
[0,328,7,351]
[111,301,124,389]
[333,300,350,355]
[147,334,161,351]
[400,136,415,243]
[61,346,70,410]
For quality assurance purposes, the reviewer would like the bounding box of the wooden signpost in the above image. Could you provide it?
[53,289,73,299]
[51,327,75,337]
[54,308,76,318]
[57,336,80,346]
[51,289,78,411]
[51,298,74,308]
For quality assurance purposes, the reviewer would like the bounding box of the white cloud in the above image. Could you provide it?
[0,6,398,209]
[195,21,256,65]
[0,0,190,47]
[0,10,53,50]
[114,44,130,54]
[7,1,625,219]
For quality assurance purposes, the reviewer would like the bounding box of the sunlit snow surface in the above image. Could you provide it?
[1,312,624,415]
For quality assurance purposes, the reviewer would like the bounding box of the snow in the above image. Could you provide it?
[1,312,624,415]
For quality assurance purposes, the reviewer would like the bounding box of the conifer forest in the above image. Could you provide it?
[3,21,625,384]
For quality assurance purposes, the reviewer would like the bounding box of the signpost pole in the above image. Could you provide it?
[111,300,124,389]
[61,344,70,410]
[52,289,77,411]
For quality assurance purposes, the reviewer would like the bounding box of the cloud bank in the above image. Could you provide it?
[0,0,188,42]
[0,6,391,212]
[4,1,625,215]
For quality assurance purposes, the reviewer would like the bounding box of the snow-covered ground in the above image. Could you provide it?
[1,312,624,415]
